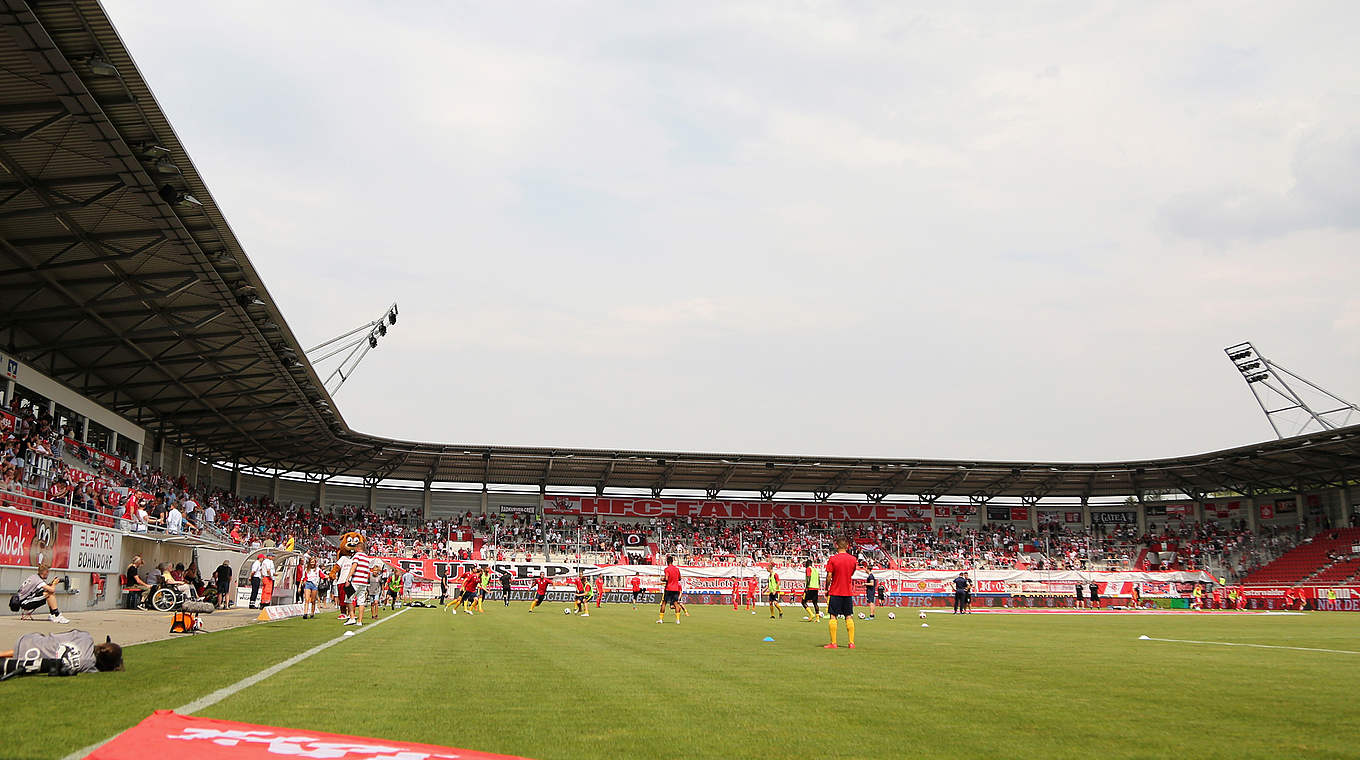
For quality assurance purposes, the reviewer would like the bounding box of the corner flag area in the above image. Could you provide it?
[2,606,1356,760]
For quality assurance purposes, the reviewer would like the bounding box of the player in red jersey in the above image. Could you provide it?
[528,574,551,612]
[456,569,481,614]
[572,573,589,616]
[595,576,605,608]
[629,574,642,609]
[824,537,858,649]
[745,576,757,613]
[657,555,683,624]
[732,576,741,610]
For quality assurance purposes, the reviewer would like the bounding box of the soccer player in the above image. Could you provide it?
[745,575,758,613]
[657,555,682,624]
[629,574,642,609]
[386,571,401,610]
[456,569,480,614]
[824,537,858,649]
[766,567,782,619]
[732,575,741,611]
[529,574,550,612]
[801,559,822,621]
[595,575,605,609]
[1211,585,1223,610]
[476,567,491,612]
[1130,583,1142,609]
[573,572,589,615]
[499,567,513,606]
[438,571,448,606]
[865,566,878,620]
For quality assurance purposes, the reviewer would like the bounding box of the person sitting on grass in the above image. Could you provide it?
[0,631,122,680]
[12,563,69,623]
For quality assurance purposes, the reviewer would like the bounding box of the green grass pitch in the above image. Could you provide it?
[3,604,1358,759]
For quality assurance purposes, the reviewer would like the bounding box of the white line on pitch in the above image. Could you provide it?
[1138,635,1360,655]
[59,608,409,760]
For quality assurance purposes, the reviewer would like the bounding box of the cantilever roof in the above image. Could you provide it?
[1,1,1357,503]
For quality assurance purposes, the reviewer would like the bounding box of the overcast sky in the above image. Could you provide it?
[102,1,1359,462]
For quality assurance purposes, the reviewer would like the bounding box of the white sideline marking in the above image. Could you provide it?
[59,608,408,760]
[1139,635,1359,655]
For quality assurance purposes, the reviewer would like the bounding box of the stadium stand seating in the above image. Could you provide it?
[1241,528,1360,585]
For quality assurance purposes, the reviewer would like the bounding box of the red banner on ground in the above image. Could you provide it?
[86,710,530,760]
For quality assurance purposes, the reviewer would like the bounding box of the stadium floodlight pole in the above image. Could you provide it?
[1224,341,1359,439]
[305,302,400,396]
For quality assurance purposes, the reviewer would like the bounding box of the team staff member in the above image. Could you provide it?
[801,559,822,621]
[824,538,858,649]
[865,567,878,620]
[767,568,783,619]
[499,568,513,607]
[528,574,551,612]
[1088,581,1099,611]
[657,556,683,624]
[953,573,969,614]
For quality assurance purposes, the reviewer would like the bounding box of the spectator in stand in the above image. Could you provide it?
[165,501,184,535]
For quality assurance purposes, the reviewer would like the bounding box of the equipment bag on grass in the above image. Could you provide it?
[169,611,201,634]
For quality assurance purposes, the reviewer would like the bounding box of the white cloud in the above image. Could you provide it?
[102,1,1360,461]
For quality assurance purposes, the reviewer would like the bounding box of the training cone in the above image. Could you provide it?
[1138,635,1150,640]
[762,636,775,642]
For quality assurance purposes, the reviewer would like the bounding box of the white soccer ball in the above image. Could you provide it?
[919,610,927,619]
[563,608,572,615]
[857,612,866,620]
[802,616,810,621]
[887,612,895,620]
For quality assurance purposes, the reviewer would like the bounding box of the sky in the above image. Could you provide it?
[101,1,1360,463]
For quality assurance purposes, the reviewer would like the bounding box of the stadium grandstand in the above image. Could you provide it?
[1,4,1359,760]
[2,0,1360,605]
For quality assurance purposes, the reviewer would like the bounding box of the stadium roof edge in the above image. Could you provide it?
[2,2,1357,501]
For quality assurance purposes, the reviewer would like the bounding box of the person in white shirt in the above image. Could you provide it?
[204,504,216,525]
[134,505,150,533]
[182,498,197,525]
[165,505,184,534]
[249,554,264,609]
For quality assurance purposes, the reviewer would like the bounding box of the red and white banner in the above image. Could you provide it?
[0,508,71,569]
[86,710,529,760]
[542,495,933,523]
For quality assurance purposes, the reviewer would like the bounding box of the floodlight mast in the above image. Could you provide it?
[306,303,399,395]
[1224,341,1359,439]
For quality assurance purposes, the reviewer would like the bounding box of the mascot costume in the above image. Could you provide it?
[332,531,365,618]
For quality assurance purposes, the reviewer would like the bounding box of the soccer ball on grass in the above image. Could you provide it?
[919,610,927,619]
[857,612,866,620]
[563,608,572,615]
[887,612,895,620]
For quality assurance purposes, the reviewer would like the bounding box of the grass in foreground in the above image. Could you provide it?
[2,604,1358,760]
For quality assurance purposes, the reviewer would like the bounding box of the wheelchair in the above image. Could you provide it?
[148,584,190,612]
